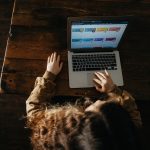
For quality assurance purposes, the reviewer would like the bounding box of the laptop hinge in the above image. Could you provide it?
[72,50,114,53]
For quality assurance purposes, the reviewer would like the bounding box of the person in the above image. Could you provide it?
[26,52,142,150]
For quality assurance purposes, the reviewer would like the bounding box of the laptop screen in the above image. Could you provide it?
[70,20,128,50]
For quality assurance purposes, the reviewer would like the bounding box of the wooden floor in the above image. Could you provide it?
[0,0,150,150]
[0,94,31,149]
[0,0,13,72]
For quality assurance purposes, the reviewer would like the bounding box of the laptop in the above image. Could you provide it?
[67,16,128,88]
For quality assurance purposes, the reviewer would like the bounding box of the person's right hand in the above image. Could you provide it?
[46,52,63,75]
[93,70,115,93]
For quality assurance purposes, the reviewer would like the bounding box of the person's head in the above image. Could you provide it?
[84,100,140,150]
[27,100,140,150]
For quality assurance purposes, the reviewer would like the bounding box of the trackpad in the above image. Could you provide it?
[87,73,94,86]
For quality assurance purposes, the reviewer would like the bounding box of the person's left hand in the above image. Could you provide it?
[46,52,63,75]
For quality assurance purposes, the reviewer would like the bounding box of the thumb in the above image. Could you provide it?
[95,86,102,92]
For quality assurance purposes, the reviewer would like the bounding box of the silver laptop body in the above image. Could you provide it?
[67,16,128,88]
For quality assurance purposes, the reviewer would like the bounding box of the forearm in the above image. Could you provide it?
[26,71,56,116]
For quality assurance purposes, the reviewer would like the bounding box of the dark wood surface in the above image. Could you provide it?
[1,0,150,100]
[0,94,31,150]
[0,0,14,72]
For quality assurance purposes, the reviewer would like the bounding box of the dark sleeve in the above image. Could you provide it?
[107,85,142,128]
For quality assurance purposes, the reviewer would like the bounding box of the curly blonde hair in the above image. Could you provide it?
[27,100,140,150]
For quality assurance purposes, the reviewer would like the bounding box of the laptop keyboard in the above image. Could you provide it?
[72,53,117,71]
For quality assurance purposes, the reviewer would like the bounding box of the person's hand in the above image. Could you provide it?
[46,52,63,75]
[93,70,115,93]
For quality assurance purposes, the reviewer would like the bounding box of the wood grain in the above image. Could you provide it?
[12,2,150,28]
[0,93,31,149]
[1,72,100,97]
[0,0,14,73]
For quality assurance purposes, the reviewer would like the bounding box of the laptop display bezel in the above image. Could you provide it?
[67,16,129,53]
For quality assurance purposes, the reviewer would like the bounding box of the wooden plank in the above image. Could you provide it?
[0,1,13,42]
[1,58,69,85]
[6,43,67,60]
[2,58,47,74]
[0,93,31,149]
[6,28,67,59]
[1,73,36,94]
[0,94,27,112]
[14,0,134,4]
[12,0,90,27]
[12,0,150,27]
[122,79,150,101]
[136,100,150,150]
[120,52,150,65]
[0,0,14,75]
[122,64,150,80]
[2,58,68,76]
[0,30,9,69]
[0,59,3,72]
[0,33,9,50]
[0,47,7,58]
[142,0,150,3]
[0,72,100,97]
[0,1,13,21]
[128,16,150,32]
[14,0,150,14]
[0,0,13,3]
[11,0,150,32]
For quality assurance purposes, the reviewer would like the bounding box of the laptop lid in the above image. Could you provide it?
[67,16,128,53]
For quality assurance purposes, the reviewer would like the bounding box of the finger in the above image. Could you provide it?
[53,52,57,61]
[47,56,50,63]
[57,55,60,63]
[95,72,105,79]
[93,79,102,91]
[97,72,107,79]
[50,53,54,62]
[94,72,106,82]
[49,56,51,62]
[105,69,109,76]
[95,86,102,92]
[93,78,102,86]
[47,56,49,64]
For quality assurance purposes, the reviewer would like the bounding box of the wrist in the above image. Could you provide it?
[43,71,56,81]
[107,84,116,93]
[107,84,123,96]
